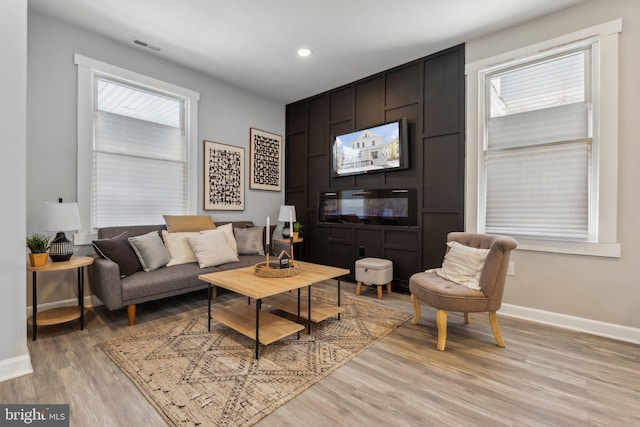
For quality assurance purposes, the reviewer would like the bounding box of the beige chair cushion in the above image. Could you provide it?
[409,271,488,313]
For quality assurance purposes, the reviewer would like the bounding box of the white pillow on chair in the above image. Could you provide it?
[430,241,489,290]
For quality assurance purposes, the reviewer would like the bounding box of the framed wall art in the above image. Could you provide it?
[203,141,244,210]
[249,128,282,191]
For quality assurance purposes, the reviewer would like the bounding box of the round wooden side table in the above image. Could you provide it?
[27,256,94,340]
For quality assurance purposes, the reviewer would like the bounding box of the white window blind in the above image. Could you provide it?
[482,48,593,240]
[94,78,187,227]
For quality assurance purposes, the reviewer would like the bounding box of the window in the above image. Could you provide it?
[483,48,591,240]
[75,55,199,244]
[466,20,621,257]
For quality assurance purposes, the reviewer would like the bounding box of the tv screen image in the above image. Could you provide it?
[332,119,408,177]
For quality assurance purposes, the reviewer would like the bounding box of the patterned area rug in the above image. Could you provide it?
[99,288,410,426]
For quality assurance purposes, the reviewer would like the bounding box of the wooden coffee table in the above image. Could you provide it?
[198,261,349,359]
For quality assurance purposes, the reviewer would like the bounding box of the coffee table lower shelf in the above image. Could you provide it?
[211,304,305,346]
[264,293,342,323]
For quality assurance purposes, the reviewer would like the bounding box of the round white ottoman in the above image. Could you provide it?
[355,257,393,299]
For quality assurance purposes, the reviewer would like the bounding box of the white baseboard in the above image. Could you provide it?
[26,295,104,317]
[0,354,33,382]
[499,303,640,345]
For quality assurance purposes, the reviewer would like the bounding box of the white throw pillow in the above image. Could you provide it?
[187,230,240,268]
[428,241,489,290]
[215,223,238,255]
[161,230,199,266]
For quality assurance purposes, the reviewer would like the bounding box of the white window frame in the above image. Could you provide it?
[74,54,200,245]
[466,20,621,258]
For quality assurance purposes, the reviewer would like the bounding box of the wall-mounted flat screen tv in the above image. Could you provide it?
[331,118,408,177]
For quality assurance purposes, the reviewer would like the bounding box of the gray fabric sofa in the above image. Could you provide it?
[88,221,267,325]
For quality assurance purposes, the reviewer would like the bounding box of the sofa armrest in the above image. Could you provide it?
[88,256,124,310]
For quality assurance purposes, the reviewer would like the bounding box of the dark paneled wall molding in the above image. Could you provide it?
[285,45,465,292]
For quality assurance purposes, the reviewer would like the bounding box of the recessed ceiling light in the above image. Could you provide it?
[297,48,312,57]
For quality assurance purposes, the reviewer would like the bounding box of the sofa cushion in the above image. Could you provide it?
[188,230,239,268]
[92,232,142,277]
[161,230,200,266]
[120,262,217,303]
[128,231,171,272]
[234,226,265,255]
[163,215,216,232]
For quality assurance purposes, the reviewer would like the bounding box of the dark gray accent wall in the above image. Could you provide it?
[285,45,465,292]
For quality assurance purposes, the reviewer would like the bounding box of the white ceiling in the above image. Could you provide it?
[28,0,587,103]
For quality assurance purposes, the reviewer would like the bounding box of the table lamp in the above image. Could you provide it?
[41,198,82,262]
[278,205,296,238]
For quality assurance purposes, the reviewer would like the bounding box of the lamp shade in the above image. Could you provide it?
[41,201,82,232]
[278,205,296,222]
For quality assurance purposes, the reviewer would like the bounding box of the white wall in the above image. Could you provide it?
[27,10,286,305]
[0,0,32,381]
[466,0,640,337]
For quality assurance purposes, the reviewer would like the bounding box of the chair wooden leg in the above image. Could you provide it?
[464,312,471,324]
[436,309,448,351]
[356,281,362,295]
[386,282,392,295]
[489,311,506,348]
[410,293,421,324]
[127,304,136,326]
[377,285,382,299]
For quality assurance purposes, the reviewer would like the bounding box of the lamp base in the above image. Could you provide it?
[49,231,73,262]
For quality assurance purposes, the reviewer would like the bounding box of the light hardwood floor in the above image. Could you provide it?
[1,281,639,426]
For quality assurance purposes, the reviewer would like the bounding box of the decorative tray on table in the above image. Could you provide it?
[254,261,300,277]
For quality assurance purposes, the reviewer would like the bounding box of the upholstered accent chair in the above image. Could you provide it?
[409,232,517,351]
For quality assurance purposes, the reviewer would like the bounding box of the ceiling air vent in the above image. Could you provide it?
[132,38,162,52]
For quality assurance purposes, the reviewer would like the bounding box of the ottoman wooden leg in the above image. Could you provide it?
[356,281,362,295]
[377,285,382,299]
[386,282,391,295]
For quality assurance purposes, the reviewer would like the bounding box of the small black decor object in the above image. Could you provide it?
[278,250,291,269]
[40,197,81,262]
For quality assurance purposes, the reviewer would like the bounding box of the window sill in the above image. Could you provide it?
[73,232,98,246]
[515,238,620,258]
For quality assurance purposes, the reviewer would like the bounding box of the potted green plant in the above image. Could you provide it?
[26,233,51,267]
[292,222,303,240]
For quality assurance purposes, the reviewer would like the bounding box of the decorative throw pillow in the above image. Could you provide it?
[216,223,238,255]
[161,230,199,266]
[187,230,239,268]
[236,223,276,254]
[128,231,171,272]
[163,215,216,232]
[234,226,265,255]
[429,241,490,290]
[92,232,142,277]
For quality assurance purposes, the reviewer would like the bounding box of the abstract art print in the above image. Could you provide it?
[204,141,244,210]
[249,128,282,191]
